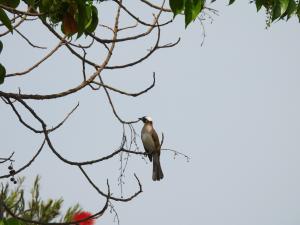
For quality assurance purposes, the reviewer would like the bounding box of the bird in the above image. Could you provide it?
[139,116,164,181]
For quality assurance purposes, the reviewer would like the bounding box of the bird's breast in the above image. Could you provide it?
[141,132,156,152]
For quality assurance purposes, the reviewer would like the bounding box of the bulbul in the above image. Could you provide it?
[139,116,164,181]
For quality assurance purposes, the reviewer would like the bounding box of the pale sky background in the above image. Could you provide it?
[1,1,300,225]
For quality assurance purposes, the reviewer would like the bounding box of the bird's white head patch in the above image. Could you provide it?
[139,116,153,123]
[144,116,153,122]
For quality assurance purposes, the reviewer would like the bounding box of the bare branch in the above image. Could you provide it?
[93,72,156,97]
[112,0,171,27]
[140,0,172,12]
[6,38,65,77]
[15,28,47,49]
[0,139,45,179]
[0,153,14,164]
[78,166,142,202]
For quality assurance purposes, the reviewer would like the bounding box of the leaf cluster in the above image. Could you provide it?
[38,0,99,38]
[0,0,99,37]
[0,176,81,225]
[169,0,300,27]
[0,0,101,85]
[254,0,300,23]
[0,0,20,31]
[0,0,20,85]
[0,218,21,225]
[169,0,205,27]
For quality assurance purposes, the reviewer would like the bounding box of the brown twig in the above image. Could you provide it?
[15,28,47,49]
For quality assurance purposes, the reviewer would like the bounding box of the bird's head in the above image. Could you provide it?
[139,116,153,124]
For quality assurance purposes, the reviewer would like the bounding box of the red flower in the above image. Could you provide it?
[72,211,95,225]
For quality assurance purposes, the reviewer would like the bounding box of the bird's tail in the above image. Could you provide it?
[152,154,164,181]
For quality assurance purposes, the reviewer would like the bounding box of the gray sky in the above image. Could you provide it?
[1,1,300,225]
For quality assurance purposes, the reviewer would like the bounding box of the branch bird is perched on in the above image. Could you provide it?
[139,116,164,181]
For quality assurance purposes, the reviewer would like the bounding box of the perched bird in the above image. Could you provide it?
[139,116,164,181]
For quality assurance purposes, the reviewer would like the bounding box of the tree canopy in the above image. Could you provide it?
[0,176,98,225]
[1,0,300,83]
[171,0,300,27]
[0,0,299,83]
[0,0,299,35]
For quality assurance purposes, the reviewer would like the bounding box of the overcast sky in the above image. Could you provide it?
[1,1,300,225]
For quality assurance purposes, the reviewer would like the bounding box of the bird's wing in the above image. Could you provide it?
[141,131,154,161]
[142,143,153,161]
[151,128,160,152]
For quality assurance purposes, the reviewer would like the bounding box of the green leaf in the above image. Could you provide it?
[184,0,204,27]
[185,0,193,27]
[272,0,289,21]
[0,63,6,84]
[191,0,205,20]
[279,0,290,13]
[85,5,98,33]
[38,0,51,13]
[84,5,93,29]
[297,2,300,22]
[5,218,20,225]
[0,219,5,225]
[169,0,185,17]
[255,0,264,11]
[229,0,235,5]
[0,8,13,32]
[75,0,87,38]
[280,0,297,20]
[27,0,35,7]
[272,3,281,21]
[0,0,20,8]
[0,40,3,54]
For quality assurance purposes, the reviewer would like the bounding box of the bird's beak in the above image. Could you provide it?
[138,117,143,121]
